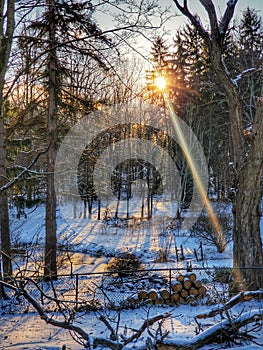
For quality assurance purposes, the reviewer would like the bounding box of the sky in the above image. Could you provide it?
[94,0,263,61]
[164,0,263,31]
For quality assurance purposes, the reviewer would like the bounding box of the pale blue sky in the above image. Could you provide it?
[95,0,262,60]
[166,0,262,28]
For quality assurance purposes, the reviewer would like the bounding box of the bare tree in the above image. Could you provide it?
[0,0,15,295]
[0,271,170,349]
[44,0,57,279]
[172,0,263,290]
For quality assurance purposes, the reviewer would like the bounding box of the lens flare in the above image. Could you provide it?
[155,76,167,91]
[162,91,224,242]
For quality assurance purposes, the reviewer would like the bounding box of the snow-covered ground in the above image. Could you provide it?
[1,199,262,349]
[1,299,262,350]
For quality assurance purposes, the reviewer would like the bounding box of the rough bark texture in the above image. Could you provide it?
[0,0,15,288]
[172,0,263,290]
[44,0,57,279]
[232,101,263,290]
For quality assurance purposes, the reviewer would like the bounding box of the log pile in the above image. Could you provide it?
[128,272,208,306]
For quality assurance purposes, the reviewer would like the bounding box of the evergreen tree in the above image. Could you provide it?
[145,36,180,108]
[17,0,116,279]
[238,7,263,124]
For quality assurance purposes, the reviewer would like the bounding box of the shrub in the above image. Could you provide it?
[190,206,233,253]
[213,267,233,283]
[106,252,143,277]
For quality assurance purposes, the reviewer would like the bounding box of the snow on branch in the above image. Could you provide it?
[196,289,263,319]
[231,68,257,87]
[0,147,48,192]
[158,309,263,350]
[0,277,171,350]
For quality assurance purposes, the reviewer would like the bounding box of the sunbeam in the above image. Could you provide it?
[162,91,224,244]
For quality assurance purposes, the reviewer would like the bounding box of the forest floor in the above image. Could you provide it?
[0,199,262,349]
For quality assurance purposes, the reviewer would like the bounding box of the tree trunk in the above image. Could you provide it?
[232,101,263,291]
[0,0,15,297]
[44,0,57,279]
[212,58,263,291]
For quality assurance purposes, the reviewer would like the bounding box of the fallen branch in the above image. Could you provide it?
[157,309,263,350]
[196,289,263,319]
[123,313,171,345]
[0,279,170,349]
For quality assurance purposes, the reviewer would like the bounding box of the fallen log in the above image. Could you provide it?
[157,309,263,350]
[196,289,263,319]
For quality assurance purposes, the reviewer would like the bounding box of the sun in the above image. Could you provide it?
[154,75,167,91]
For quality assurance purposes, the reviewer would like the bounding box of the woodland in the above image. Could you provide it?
[0,0,262,349]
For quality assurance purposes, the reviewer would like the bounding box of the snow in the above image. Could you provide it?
[1,200,263,349]
[1,301,262,349]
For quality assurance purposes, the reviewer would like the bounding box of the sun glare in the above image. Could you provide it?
[155,75,167,91]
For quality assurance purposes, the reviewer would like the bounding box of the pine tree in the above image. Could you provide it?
[19,0,115,279]
[238,7,263,124]
[145,36,180,108]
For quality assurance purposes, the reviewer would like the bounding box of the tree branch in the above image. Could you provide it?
[172,0,210,46]
[0,147,48,192]
[220,0,238,40]
[196,290,263,319]
[199,0,220,43]
[124,313,171,345]
[157,310,263,350]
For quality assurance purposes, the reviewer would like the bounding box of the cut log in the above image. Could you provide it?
[185,272,196,282]
[198,286,207,295]
[180,289,189,299]
[194,280,202,288]
[186,295,196,304]
[148,289,158,301]
[156,297,164,304]
[171,292,180,302]
[138,290,148,300]
[160,289,170,300]
[189,287,199,296]
[176,274,185,283]
[183,278,192,290]
[128,296,137,304]
[172,281,183,292]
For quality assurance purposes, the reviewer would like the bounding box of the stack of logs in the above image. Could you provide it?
[129,272,207,305]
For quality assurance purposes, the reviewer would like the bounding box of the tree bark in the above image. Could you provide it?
[44,0,57,279]
[211,51,263,291]
[232,100,263,291]
[0,0,15,296]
